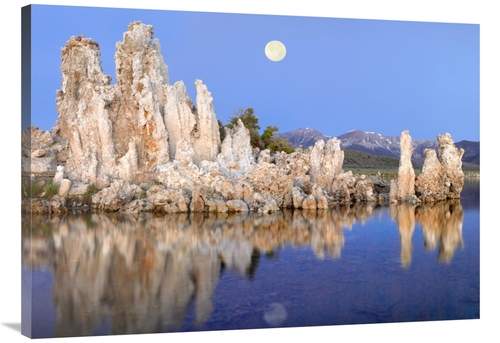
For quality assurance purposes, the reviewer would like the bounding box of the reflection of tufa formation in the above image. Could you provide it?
[22,209,356,335]
[22,22,465,214]
[391,200,464,267]
[22,203,464,336]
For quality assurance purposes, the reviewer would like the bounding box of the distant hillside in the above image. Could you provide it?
[456,140,480,164]
[277,128,480,166]
[343,149,401,170]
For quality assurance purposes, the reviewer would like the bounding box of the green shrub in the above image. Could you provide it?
[43,180,60,199]
[83,183,101,201]
[22,179,45,199]
[22,179,61,199]
[267,138,295,154]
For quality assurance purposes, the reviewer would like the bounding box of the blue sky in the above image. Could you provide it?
[29,4,479,142]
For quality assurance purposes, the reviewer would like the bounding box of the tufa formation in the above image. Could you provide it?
[22,22,465,214]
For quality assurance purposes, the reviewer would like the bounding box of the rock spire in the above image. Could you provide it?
[390,130,416,203]
[53,21,221,187]
[415,133,465,202]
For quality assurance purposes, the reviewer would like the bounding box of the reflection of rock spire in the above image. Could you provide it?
[310,209,345,259]
[23,204,385,336]
[415,200,464,263]
[159,253,195,331]
[51,216,112,337]
[192,249,220,328]
[390,203,416,268]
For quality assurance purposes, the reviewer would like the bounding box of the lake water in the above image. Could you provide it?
[22,179,480,338]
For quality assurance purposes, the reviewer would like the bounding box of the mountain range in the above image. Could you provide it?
[276,128,480,165]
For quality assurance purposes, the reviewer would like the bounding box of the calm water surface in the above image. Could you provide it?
[22,180,480,338]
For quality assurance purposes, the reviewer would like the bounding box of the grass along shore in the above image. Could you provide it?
[343,149,479,179]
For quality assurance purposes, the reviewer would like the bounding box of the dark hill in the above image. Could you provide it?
[343,149,401,170]
[456,140,480,164]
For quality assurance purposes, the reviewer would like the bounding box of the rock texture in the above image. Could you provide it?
[52,21,220,188]
[113,21,170,175]
[217,120,255,179]
[192,80,221,163]
[388,131,466,204]
[415,133,465,202]
[53,35,117,187]
[390,130,417,203]
[22,126,63,176]
[309,139,344,192]
[163,81,197,159]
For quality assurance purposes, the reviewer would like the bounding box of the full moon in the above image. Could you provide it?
[265,40,286,62]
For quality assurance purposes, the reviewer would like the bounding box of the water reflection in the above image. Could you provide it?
[415,200,464,263]
[390,203,416,268]
[22,200,465,336]
[390,200,464,267]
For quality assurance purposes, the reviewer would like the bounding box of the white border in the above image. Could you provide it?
[3,1,497,342]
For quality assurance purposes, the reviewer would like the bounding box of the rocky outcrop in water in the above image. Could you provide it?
[389,130,465,204]
[22,22,466,214]
[414,133,465,202]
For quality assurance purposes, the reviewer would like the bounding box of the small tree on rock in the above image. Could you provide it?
[223,107,294,153]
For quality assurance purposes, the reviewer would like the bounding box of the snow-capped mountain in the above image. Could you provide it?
[337,129,403,158]
[275,127,331,149]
